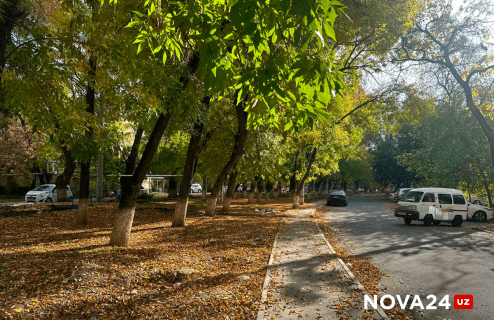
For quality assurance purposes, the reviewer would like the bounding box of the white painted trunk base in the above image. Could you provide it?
[110,206,136,247]
[205,197,217,216]
[223,197,232,212]
[172,197,189,227]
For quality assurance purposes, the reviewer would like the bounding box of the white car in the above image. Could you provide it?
[25,184,73,203]
[190,183,202,193]
[395,187,492,226]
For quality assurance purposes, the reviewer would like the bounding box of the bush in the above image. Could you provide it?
[5,177,19,195]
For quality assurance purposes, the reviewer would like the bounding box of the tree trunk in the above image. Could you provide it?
[223,171,237,212]
[292,147,318,209]
[293,191,300,209]
[202,177,207,201]
[110,52,201,247]
[77,53,97,225]
[55,144,75,189]
[110,111,172,246]
[172,119,205,227]
[168,177,178,198]
[205,89,248,216]
[0,0,23,119]
[248,183,256,204]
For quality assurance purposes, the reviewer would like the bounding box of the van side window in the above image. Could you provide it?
[422,193,434,202]
[453,195,466,205]
[438,194,453,204]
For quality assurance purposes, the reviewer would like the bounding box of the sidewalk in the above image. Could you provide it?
[256,201,388,320]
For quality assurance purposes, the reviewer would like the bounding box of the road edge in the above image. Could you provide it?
[314,215,390,320]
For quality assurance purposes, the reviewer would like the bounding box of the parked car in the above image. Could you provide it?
[394,187,493,226]
[190,183,202,193]
[394,188,412,203]
[236,183,243,192]
[327,190,347,206]
[25,184,73,203]
[139,186,148,194]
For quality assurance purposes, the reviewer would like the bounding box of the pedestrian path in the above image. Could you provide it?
[257,201,388,320]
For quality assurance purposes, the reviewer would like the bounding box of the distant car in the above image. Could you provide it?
[236,183,243,192]
[394,188,412,203]
[25,184,73,203]
[190,183,202,193]
[327,190,347,206]
[139,186,148,194]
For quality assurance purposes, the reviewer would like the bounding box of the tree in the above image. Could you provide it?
[395,0,494,171]
[107,0,346,246]
[370,125,423,189]
[399,94,494,206]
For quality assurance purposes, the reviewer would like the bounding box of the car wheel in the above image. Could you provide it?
[433,221,441,226]
[423,214,433,226]
[343,202,347,206]
[472,211,486,222]
[45,198,53,203]
[68,196,73,202]
[404,217,412,225]
[198,189,202,193]
[451,215,463,227]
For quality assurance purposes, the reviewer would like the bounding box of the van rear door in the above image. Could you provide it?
[452,194,468,219]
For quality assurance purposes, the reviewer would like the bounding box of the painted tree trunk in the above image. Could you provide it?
[293,192,300,209]
[205,90,248,216]
[110,51,201,246]
[77,53,97,225]
[110,112,172,246]
[292,147,318,209]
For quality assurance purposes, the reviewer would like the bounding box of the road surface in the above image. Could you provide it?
[324,195,494,320]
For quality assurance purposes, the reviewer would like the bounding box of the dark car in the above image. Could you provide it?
[327,190,347,206]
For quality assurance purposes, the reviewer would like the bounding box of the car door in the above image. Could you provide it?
[419,192,437,218]
[437,193,454,221]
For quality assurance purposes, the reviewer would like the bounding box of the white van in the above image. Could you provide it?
[394,187,493,227]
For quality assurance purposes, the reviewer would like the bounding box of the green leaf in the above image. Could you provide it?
[284,121,293,131]
[323,21,336,40]
[126,21,139,28]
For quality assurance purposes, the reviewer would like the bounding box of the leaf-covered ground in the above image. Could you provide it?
[0,197,298,319]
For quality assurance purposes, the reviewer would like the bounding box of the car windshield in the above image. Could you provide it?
[32,185,54,192]
[402,191,424,203]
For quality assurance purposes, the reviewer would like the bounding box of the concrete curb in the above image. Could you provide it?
[256,225,281,320]
[314,215,389,320]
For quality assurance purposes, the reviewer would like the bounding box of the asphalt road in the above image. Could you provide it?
[324,195,494,320]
